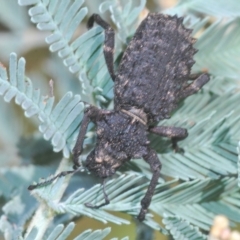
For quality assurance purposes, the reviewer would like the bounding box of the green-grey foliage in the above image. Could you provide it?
[100,0,146,43]
[166,0,240,18]
[162,214,207,240]
[0,53,85,157]
[0,0,240,239]
[24,224,111,240]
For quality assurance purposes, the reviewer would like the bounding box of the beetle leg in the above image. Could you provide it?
[72,105,107,169]
[88,14,116,81]
[28,106,104,190]
[149,126,188,152]
[85,179,110,208]
[188,73,203,80]
[138,148,161,221]
[72,111,91,169]
[182,73,210,98]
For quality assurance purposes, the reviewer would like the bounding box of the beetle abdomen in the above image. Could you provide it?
[114,14,196,123]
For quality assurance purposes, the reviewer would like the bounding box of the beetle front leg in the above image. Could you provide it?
[149,126,188,152]
[138,148,161,221]
[72,106,106,169]
[72,112,91,169]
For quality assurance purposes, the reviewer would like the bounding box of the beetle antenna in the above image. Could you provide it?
[28,167,84,190]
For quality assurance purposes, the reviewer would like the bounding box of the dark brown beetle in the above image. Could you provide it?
[29,13,209,221]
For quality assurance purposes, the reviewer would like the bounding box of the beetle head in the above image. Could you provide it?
[86,144,127,178]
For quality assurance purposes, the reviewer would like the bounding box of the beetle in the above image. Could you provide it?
[29,13,209,221]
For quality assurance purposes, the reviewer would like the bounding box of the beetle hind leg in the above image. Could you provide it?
[138,148,162,221]
[87,14,116,81]
[149,126,188,153]
[182,73,210,98]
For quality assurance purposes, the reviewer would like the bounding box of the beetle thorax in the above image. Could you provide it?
[85,110,149,178]
[120,107,148,125]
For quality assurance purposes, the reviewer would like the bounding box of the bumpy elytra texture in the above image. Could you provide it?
[115,14,196,123]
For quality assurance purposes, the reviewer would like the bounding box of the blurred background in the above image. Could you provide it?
[1,0,240,240]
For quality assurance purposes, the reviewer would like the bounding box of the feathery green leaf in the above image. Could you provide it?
[163,214,207,240]
[166,0,240,18]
